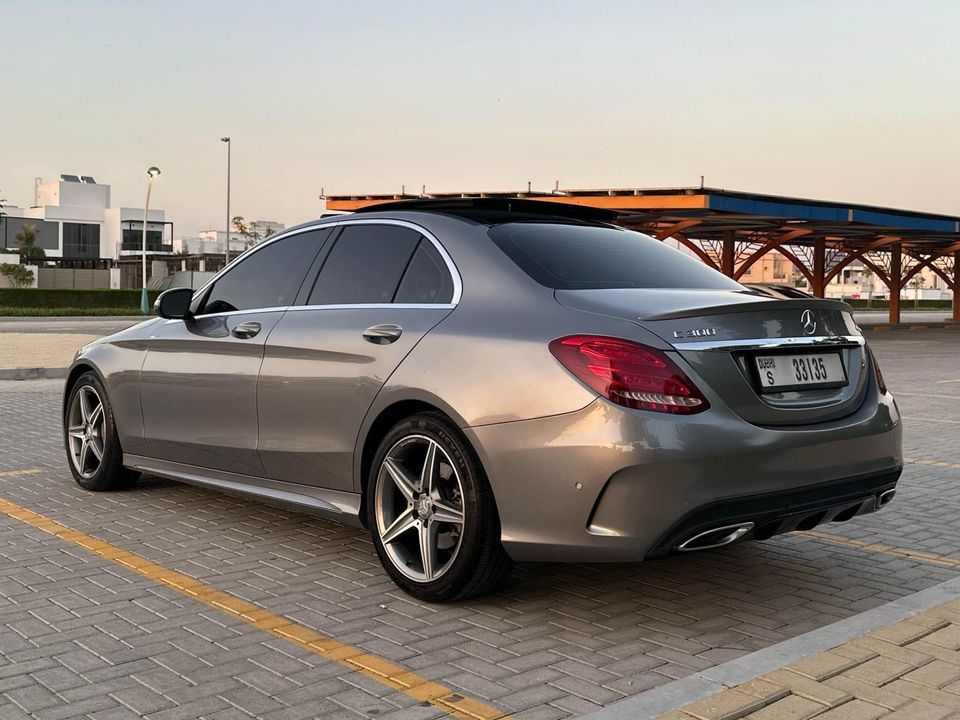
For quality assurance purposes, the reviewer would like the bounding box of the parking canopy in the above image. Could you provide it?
[325,187,960,324]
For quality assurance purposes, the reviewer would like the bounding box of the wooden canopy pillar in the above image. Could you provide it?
[889,242,902,325]
[721,230,735,277]
[812,238,826,297]
[954,251,960,323]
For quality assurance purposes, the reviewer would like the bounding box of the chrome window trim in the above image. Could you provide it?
[190,217,462,318]
[165,306,289,323]
[676,335,865,352]
[286,303,456,313]
[322,218,463,305]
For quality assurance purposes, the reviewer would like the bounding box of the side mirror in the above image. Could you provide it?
[154,287,193,319]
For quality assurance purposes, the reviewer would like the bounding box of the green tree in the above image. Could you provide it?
[860,267,874,308]
[15,224,46,261]
[231,215,261,248]
[0,263,34,288]
[910,276,924,309]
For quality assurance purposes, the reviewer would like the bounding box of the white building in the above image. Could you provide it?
[249,219,284,238]
[825,259,953,301]
[177,220,285,256]
[0,175,171,261]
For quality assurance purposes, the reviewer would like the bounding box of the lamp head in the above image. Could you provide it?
[147,166,161,178]
[221,137,230,143]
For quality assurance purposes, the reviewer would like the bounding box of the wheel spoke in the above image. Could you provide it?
[88,437,103,462]
[431,499,464,525]
[419,522,436,581]
[383,457,418,501]
[88,402,103,429]
[78,388,93,423]
[420,440,437,495]
[68,425,86,439]
[381,507,416,545]
[79,439,90,473]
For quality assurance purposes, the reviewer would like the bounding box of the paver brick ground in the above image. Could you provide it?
[658,598,960,719]
[0,329,956,718]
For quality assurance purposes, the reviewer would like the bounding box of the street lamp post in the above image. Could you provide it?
[140,167,161,315]
[221,137,231,265]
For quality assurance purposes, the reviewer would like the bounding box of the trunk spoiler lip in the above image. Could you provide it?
[640,297,853,321]
[672,334,865,352]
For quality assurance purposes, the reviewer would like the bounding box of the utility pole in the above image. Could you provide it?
[140,167,161,314]
[221,137,231,265]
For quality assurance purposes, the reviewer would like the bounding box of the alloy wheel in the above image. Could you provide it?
[374,434,466,582]
[67,385,106,479]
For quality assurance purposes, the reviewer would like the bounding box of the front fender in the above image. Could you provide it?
[66,339,150,456]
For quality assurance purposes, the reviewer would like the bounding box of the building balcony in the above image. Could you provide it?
[119,242,174,254]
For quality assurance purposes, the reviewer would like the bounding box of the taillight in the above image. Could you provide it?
[870,347,887,394]
[549,335,709,415]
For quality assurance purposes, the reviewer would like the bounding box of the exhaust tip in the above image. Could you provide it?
[677,522,755,552]
[877,489,896,509]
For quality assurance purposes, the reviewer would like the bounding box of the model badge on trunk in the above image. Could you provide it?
[673,328,718,339]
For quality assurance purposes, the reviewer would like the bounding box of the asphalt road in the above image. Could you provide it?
[0,317,144,335]
[854,310,954,325]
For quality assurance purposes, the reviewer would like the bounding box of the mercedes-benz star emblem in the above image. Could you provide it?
[800,309,817,335]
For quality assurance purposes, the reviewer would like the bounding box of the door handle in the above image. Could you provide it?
[363,324,403,345]
[231,321,262,339]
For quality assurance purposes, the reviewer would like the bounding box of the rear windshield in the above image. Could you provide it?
[488,223,742,290]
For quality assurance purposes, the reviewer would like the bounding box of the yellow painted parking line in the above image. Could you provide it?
[0,491,510,720]
[0,468,41,478]
[904,456,960,471]
[799,530,960,570]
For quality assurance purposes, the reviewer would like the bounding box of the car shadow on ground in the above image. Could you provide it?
[121,474,953,665]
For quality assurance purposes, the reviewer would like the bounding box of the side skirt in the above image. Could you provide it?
[123,454,364,527]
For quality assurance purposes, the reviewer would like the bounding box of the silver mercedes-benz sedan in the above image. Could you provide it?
[63,198,901,601]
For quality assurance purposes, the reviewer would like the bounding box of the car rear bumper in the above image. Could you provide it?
[464,391,901,562]
[645,467,899,557]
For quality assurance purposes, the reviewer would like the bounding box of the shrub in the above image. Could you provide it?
[0,307,145,316]
[843,298,953,309]
[0,288,160,309]
[0,264,34,288]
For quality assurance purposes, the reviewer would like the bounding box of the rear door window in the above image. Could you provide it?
[394,239,454,304]
[308,224,421,305]
[488,223,742,290]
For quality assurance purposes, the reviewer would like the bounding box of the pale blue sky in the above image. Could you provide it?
[2,0,959,235]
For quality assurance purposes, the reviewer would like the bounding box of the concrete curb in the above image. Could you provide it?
[580,574,960,720]
[0,367,68,381]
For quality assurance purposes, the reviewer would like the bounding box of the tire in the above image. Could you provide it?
[64,371,140,492]
[367,412,512,602]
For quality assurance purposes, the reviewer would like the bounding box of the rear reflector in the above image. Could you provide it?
[869,347,887,394]
[549,335,709,414]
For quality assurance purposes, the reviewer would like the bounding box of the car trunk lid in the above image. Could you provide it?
[555,288,868,426]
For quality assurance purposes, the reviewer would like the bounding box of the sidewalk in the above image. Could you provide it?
[0,333,96,378]
[656,598,960,719]
[575,574,960,720]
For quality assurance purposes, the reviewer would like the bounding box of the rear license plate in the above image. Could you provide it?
[754,352,846,392]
